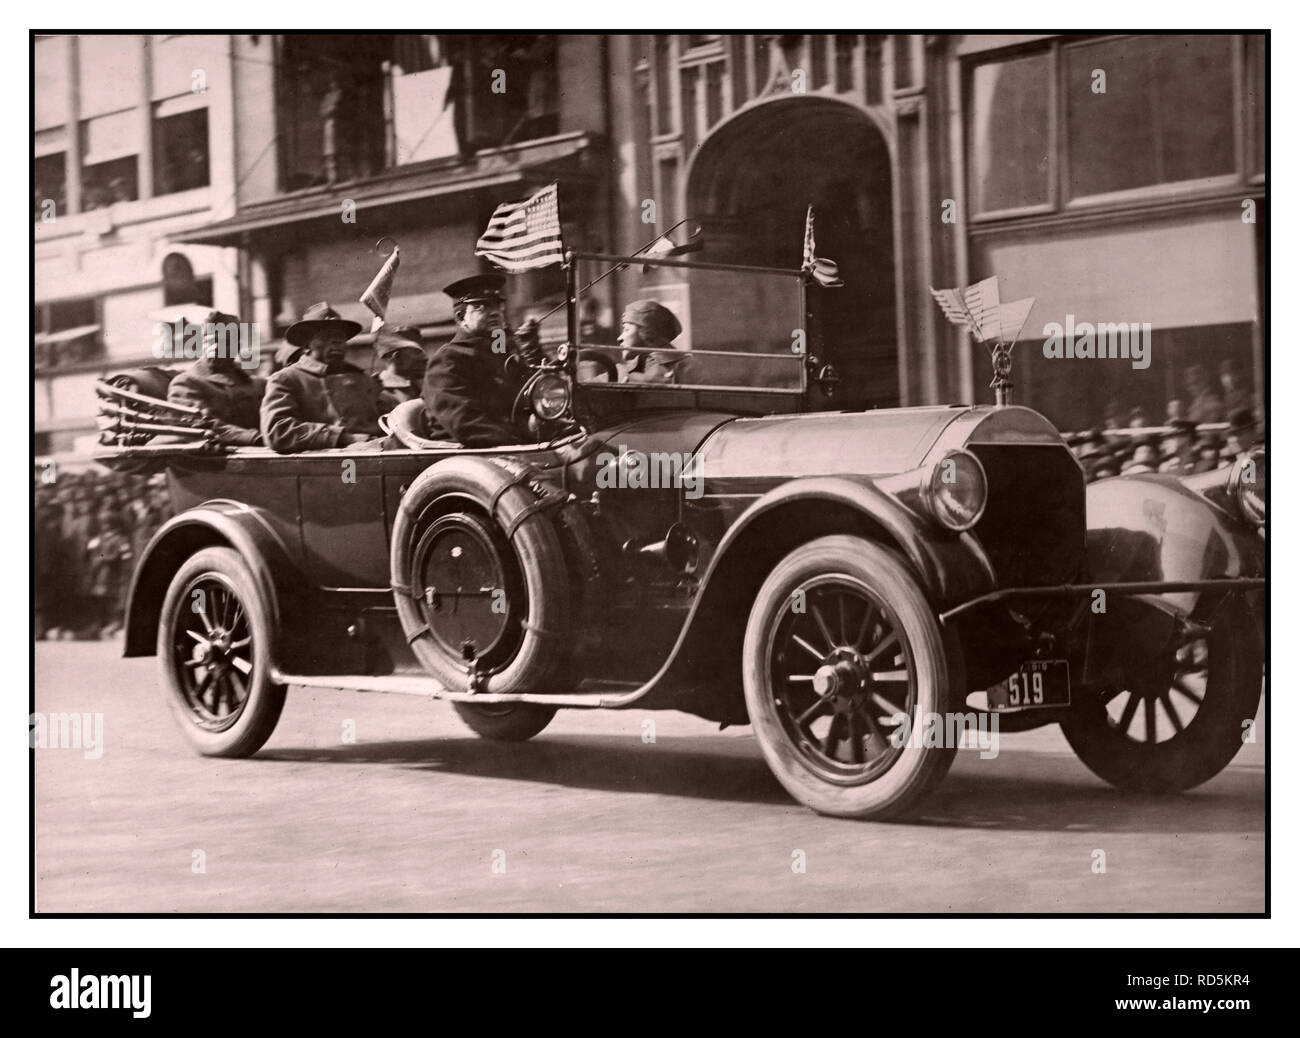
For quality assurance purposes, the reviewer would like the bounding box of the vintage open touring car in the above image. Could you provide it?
[96,252,1266,820]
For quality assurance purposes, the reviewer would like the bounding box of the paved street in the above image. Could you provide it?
[34,641,1265,913]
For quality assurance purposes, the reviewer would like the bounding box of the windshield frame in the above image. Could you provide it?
[567,251,810,397]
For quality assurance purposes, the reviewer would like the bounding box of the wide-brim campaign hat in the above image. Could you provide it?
[286,302,363,347]
[443,273,507,306]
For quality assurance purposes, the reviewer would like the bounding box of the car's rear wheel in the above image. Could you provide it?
[743,535,957,820]
[1061,598,1262,792]
[157,547,285,757]
[451,701,556,741]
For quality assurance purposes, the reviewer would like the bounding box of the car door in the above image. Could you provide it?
[295,448,391,588]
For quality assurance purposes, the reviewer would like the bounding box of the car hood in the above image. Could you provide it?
[586,404,1067,484]
[693,406,971,482]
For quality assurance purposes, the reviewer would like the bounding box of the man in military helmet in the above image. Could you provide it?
[618,300,693,385]
[260,302,383,452]
[422,273,536,447]
[167,310,265,446]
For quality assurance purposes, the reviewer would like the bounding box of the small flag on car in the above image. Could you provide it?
[360,244,401,333]
[475,182,565,271]
[930,278,1035,348]
[801,205,844,288]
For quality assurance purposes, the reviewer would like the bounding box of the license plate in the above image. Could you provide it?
[987,659,1071,711]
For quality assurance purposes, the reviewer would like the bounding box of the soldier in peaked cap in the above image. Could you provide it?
[260,302,382,452]
[618,299,693,385]
[422,273,532,447]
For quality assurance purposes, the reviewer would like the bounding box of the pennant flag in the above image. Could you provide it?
[801,205,844,288]
[360,245,401,332]
[644,233,676,258]
[931,279,1036,349]
[930,278,1004,342]
[475,183,565,271]
[930,286,980,338]
[962,276,1001,342]
[995,297,1036,349]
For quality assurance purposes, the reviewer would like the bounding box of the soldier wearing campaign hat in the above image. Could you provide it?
[618,300,693,385]
[422,273,535,447]
[259,302,382,452]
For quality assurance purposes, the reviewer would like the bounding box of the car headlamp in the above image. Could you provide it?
[1228,447,1265,526]
[529,374,571,421]
[920,449,988,532]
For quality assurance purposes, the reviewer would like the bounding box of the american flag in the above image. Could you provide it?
[801,205,843,287]
[475,183,565,271]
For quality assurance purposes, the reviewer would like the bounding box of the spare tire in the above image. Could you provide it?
[391,456,573,694]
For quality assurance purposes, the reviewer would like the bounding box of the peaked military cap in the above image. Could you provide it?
[444,273,507,306]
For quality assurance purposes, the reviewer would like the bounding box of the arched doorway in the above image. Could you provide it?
[686,98,897,408]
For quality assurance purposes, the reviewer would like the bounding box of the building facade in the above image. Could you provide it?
[602,33,1266,422]
[36,33,1266,450]
[34,34,242,456]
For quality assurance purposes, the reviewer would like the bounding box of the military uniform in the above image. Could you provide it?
[260,354,383,452]
[421,273,527,447]
[168,357,265,446]
[374,324,427,412]
[422,329,523,446]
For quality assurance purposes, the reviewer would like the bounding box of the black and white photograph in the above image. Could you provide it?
[29,28,1268,926]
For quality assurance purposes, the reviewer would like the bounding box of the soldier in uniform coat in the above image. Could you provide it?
[374,324,427,412]
[422,274,538,447]
[260,303,383,453]
[167,311,265,446]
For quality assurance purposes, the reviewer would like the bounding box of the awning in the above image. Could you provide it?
[171,132,601,248]
[34,325,100,345]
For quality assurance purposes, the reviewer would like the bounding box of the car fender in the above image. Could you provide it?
[123,501,303,661]
[1081,474,1265,681]
[630,475,995,720]
[1086,474,1264,607]
[706,475,997,607]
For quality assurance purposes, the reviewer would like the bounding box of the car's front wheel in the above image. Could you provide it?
[157,547,286,757]
[743,535,957,820]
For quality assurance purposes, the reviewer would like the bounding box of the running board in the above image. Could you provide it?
[271,670,635,707]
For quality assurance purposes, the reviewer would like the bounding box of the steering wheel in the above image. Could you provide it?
[576,348,620,383]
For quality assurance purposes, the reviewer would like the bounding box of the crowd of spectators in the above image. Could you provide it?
[33,469,170,641]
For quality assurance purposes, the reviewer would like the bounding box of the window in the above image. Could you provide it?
[80,110,140,208]
[81,156,138,209]
[277,34,559,190]
[153,106,209,194]
[450,35,558,148]
[34,153,66,221]
[279,34,389,189]
[35,298,102,371]
[968,51,1052,214]
[1065,35,1234,198]
[967,35,1260,219]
